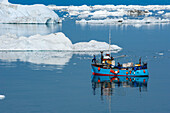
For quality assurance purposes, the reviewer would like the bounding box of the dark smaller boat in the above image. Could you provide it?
[91,52,149,83]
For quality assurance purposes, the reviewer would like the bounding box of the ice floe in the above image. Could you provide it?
[0,95,5,100]
[163,13,170,17]
[0,32,121,67]
[48,4,170,25]
[0,32,122,52]
[157,11,164,14]
[48,5,170,11]
[0,0,61,24]
[73,40,121,51]
[0,33,72,50]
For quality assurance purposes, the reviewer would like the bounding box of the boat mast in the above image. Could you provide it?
[109,28,111,56]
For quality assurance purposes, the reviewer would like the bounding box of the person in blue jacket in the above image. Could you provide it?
[92,55,96,64]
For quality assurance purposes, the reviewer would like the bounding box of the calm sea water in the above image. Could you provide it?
[0,1,170,113]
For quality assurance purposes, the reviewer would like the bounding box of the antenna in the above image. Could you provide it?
[109,28,111,55]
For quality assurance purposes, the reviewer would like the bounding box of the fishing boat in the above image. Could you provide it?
[91,30,149,83]
[91,53,149,83]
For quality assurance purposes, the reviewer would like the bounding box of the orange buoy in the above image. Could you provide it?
[110,78,115,82]
[92,72,95,75]
[98,79,100,83]
[126,77,128,80]
[98,67,100,71]
[130,78,132,81]
[130,71,132,74]
[117,70,119,73]
[143,79,145,83]
[143,70,146,73]
[126,72,128,74]
[110,69,115,73]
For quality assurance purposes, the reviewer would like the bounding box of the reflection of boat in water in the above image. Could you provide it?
[91,52,149,83]
[91,74,148,96]
[91,70,148,113]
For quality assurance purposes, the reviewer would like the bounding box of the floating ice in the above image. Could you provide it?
[48,4,170,25]
[164,13,170,17]
[158,53,164,55]
[0,0,61,24]
[76,17,170,24]
[0,32,122,52]
[48,5,170,11]
[73,40,122,52]
[0,33,73,50]
[0,95,5,100]
[0,32,122,67]
[157,11,164,14]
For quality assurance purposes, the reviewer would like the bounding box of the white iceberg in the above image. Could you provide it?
[48,4,170,26]
[0,24,62,37]
[163,13,170,17]
[73,40,122,52]
[0,33,73,50]
[0,0,61,24]
[0,32,122,52]
[157,11,164,14]
[49,5,170,12]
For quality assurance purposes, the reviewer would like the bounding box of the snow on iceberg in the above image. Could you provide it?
[0,0,8,4]
[0,33,73,50]
[0,32,122,52]
[73,40,122,52]
[0,0,61,24]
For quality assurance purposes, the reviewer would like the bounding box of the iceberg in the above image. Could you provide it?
[0,0,61,24]
[0,33,73,51]
[0,24,62,37]
[73,40,122,52]
[48,4,170,26]
[164,13,170,17]
[0,32,122,52]
[48,5,170,12]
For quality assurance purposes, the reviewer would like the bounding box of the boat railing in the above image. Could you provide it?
[92,63,147,70]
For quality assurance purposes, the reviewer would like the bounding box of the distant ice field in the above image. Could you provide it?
[49,5,170,25]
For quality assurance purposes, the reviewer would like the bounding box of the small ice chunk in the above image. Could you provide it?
[0,95,5,100]
[158,53,164,55]
[157,11,164,14]
[164,13,170,17]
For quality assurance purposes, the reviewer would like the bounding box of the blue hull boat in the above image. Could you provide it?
[91,52,149,83]
[91,64,149,83]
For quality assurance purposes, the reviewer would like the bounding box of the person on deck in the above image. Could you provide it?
[92,55,96,64]
[139,57,141,64]
[100,51,103,63]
